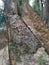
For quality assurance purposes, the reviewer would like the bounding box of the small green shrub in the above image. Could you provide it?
[38,55,44,65]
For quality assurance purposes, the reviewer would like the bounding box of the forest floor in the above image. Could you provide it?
[0,46,49,65]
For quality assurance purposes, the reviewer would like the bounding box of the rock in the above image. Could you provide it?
[10,15,41,57]
[4,13,41,63]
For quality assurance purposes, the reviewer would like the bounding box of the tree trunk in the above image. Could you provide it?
[22,0,49,54]
[41,0,49,26]
[4,0,17,65]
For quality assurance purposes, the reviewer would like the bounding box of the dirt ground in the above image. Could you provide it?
[0,46,49,65]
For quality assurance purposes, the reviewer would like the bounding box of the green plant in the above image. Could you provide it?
[33,0,42,18]
[38,55,44,65]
